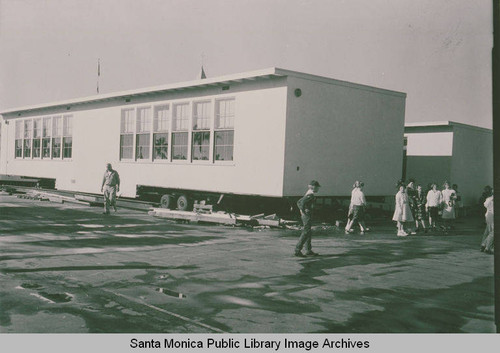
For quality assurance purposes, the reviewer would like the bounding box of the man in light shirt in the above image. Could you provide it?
[345,181,368,234]
[425,183,442,230]
[101,163,120,215]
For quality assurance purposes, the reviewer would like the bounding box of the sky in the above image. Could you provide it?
[0,0,493,128]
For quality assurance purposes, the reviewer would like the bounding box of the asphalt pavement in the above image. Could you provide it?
[0,194,495,333]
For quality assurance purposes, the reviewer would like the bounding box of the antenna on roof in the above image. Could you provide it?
[97,58,101,94]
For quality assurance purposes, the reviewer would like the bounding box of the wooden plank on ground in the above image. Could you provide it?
[256,219,281,227]
[75,194,100,202]
[150,208,237,225]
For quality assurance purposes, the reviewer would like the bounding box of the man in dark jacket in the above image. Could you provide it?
[295,180,321,257]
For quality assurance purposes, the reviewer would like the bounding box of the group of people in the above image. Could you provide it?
[392,179,459,236]
[293,179,494,257]
[98,165,493,257]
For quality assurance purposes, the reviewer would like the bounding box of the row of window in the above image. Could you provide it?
[12,98,235,163]
[15,115,73,159]
[119,98,235,162]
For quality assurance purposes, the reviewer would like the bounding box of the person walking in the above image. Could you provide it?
[481,190,494,254]
[295,180,320,257]
[392,182,414,236]
[345,181,369,234]
[441,181,457,231]
[452,184,463,218]
[406,178,417,235]
[101,163,120,215]
[479,185,493,216]
[414,184,428,233]
[426,183,442,230]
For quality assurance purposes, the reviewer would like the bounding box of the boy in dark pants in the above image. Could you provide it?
[295,180,321,257]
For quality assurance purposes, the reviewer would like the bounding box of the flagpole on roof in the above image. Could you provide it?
[97,58,100,94]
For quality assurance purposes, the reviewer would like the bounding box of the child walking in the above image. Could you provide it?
[392,182,414,236]
[345,181,369,234]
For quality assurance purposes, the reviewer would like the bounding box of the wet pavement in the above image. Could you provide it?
[0,195,495,333]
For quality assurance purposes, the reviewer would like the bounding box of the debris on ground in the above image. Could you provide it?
[149,207,299,229]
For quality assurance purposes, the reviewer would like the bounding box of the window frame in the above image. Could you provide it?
[41,117,52,159]
[152,104,171,162]
[213,98,235,163]
[62,115,73,160]
[171,102,191,162]
[14,120,23,159]
[116,97,235,165]
[51,115,63,159]
[120,108,135,161]
[32,118,42,159]
[191,100,213,163]
[22,119,33,159]
[135,106,152,162]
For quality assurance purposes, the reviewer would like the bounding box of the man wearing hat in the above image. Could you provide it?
[295,180,321,257]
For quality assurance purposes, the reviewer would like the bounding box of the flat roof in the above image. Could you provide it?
[405,121,492,133]
[1,67,406,116]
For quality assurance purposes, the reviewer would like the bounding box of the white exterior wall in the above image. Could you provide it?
[1,80,288,198]
[405,132,453,156]
[404,131,454,190]
[282,76,406,197]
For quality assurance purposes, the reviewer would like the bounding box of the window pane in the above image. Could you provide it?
[214,131,234,161]
[52,137,61,158]
[33,139,41,158]
[52,116,62,137]
[15,140,23,158]
[136,133,150,159]
[193,101,211,130]
[43,118,51,137]
[63,116,73,136]
[23,139,31,158]
[63,137,72,158]
[42,138,51,158]
[24,120,33,139]
[216,99,235,129]
[153,133,168,160]
[120,134,133,159]
[154,105,169,132]
[33,119,41,138]
[15,121,23,139]
[121,109,134,133]
[192,131,210,160]
[173,103,189,131]
[137,107,151,133]
[172,132,188,160]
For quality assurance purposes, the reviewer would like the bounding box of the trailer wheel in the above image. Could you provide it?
[176,194,192,211]
[160,194,175,209]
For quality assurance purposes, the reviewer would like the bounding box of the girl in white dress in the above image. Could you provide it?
[441,181,457,230]
[393,183,414,236]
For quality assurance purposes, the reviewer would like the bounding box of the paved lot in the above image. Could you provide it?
[0,194,495,333]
